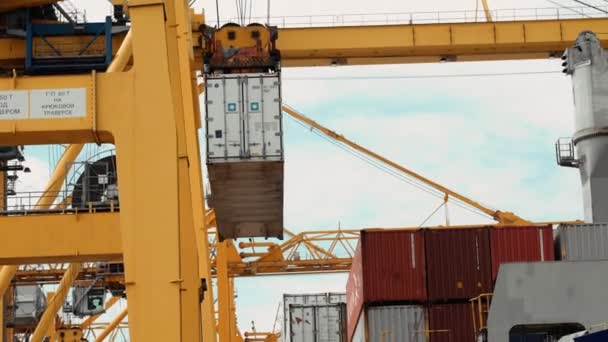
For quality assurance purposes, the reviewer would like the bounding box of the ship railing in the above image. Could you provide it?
[471,293,493,338]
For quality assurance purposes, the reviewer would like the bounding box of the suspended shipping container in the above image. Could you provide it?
[425,228,492,301]
[205,73,284,240]
[351,305,426,342]
[288,304,347,342]
[556,223,608,261]
[428,303,477,342]
[283,293,346,342]
[489,225,554,282]
[346,230,426,341]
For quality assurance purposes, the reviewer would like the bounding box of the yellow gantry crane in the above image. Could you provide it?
[0,0,602,341]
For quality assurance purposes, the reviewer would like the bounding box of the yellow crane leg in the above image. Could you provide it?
[162,1,205,340]
[31,263,83,342]
[34,144,84,209]
[45,292,56,341]
[0,267,15,303]
[114,0,201,340]
[481,0,493,22]
[80,296,121,330]
[94,308,128,342]
[217,242,234,341]
[161,0,215,339]
[0,270,3,342]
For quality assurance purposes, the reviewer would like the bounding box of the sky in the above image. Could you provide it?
[16,0,603,336]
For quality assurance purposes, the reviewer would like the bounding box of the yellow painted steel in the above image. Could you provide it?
[80,296,121,330]
[283,105,529,225]
[94,308,128,342]
[35,144,83,209]
[0,267,16,304]
[0,213,121,264]
[277,18,608,66]
[44,292,56,341]
[0,18,607,68]
[0,273,3,342]
[31,263,83,342]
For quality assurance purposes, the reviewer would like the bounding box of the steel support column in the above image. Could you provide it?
[94,308,128,342]
[31,263,83,342]
[114,0,201,340]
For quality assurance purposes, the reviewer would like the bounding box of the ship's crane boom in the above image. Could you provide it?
[282,105,530,226]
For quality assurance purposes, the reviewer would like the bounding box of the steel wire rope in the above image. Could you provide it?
[569,0,608,13]
[418,200,446,227]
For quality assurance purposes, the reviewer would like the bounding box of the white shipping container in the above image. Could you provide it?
[289,304,347,342]
[205,73,284,239]
[557,223,608,261]
[351,305,426,342]
[205,73,283,162]
[283,293,347,342]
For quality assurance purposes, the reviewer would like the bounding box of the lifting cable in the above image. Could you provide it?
[569,0,608,14]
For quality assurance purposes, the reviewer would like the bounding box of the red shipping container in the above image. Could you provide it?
[490,225,554,282]
[425,228,492,301]
[428,303,478,342]
[346,229,426,341]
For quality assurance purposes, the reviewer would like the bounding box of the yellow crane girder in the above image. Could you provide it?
[0,17,608,69]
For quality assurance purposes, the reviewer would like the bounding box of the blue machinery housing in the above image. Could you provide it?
[25,16,113,74]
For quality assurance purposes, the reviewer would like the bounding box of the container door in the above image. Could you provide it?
[206,76,243,161]
[290,306,316,342]
[243,75,282,160]
[315,305,344,342]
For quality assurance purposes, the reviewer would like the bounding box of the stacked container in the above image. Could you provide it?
[556,223,608,261]
[346,230,426,342]
[489,225,554,282]
[283,293,347,342]
[424,228,492,302]
[346,225,555,342]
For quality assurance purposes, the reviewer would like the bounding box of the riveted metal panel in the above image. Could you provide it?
[350,305,427,342]
[289,304,347,342]
[284,293,346,342]
[428,303,476,342]
[557,223,608,261]
[490,225,554,282]
[425,228,492,301]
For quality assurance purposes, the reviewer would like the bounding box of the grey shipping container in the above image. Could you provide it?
[283,293,346,342]
[556,223,608,261]
[11,285,46,328]
[289,304,347,342]
[205,73,284,240]
[351,305,426,342]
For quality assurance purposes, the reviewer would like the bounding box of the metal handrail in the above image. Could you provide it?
[2,190,119,214]
[471,293,493,338]
[208,6,608,28]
